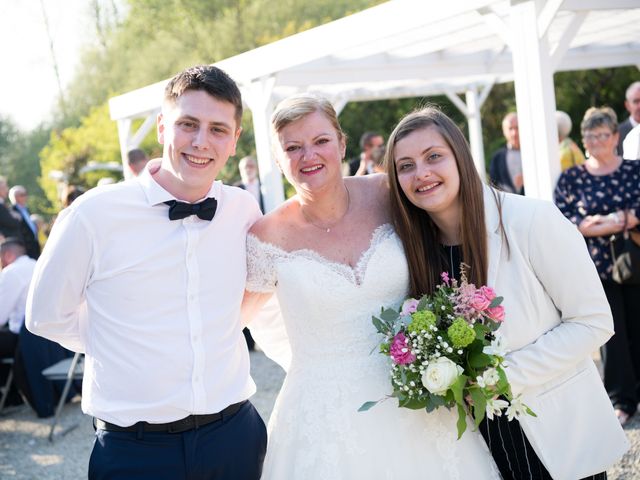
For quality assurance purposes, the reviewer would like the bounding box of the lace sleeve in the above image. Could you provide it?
[246,233,279,293]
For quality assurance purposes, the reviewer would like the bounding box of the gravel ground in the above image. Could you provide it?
[0,351,637,479]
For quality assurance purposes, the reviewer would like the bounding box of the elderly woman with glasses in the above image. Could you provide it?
[555,106,640,426]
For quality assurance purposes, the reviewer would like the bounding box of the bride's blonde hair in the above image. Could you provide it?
[270,93,346,144]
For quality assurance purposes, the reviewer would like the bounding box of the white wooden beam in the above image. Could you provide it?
[537,0,564,39]
[477,6,512,46]
[444,89,470,117]
[509,0,560,201]
[562,0,640,11]
[550,11,587,71]
[129,111,159,150]
[117,119,132,179]
[465,88,487,181]
[244,76,284,212]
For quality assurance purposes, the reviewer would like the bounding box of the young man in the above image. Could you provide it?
[26,65,266,479]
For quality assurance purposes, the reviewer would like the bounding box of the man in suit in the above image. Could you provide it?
[489,112,524,195]
[8,186,40,259]
[345,132,384,176]
[0,177,21,241]
[618,81,640,156]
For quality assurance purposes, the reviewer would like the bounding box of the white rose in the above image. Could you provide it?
[482,367,500,387]
[421,357,464,395]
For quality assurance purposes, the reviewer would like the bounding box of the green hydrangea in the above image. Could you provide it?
[408,310,437,334]
[447,317,475,348]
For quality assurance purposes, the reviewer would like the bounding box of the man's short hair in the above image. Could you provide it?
[127,148,148,166]
[0,237,26,256]
[163,65,243,127]
[359,131,382,151]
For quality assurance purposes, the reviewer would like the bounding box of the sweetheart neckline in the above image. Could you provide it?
[248,223,395,286]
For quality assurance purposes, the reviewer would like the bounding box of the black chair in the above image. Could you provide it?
[42,352,84,441]
[0,357,14,413]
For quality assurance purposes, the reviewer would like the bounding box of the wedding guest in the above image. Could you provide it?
[9,185,40,259]
[127,148,150,176]
[27,65,266,479]
[0,177,21,240]
[556,110,585,171]
[618,81,640,156]
[345,131,384,176]
[387,105,628,479]
[489,112,523,194]
[555,106,640,426]
[0,238,36,407]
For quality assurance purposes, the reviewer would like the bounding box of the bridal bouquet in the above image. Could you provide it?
[360,270,534,439]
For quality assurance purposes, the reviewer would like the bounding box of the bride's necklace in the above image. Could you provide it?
[300,186,351,233]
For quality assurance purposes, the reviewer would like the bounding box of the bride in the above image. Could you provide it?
[243,93,499,479]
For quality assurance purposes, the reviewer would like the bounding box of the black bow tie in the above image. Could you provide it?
[165,197,217,221]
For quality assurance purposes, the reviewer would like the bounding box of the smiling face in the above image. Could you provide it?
[275,109,346,195]
[156,89,240,202]
[394,126,461,227]
[582,125,618,162]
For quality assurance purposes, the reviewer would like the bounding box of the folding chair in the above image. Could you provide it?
[0,357,14,413]
[41,352,84,441]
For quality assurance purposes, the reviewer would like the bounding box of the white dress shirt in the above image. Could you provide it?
[0,254,36,333]
[26,168,262,426]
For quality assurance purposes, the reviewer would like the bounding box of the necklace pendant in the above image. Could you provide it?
[326,228,331,233]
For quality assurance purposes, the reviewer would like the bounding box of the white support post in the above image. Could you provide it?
[509,0,560,201]
[549,11,586,71]
[129,111,160,150]
[117,118,132,179]
[245,76,284,212]
[465,88,487,181]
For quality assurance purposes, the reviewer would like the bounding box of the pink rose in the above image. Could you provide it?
[440,272,450,285]
[390,332,416,365]
[487,305,505,322]
[480,286,496,301]
[469,292,491,311]
[401,298,419,316]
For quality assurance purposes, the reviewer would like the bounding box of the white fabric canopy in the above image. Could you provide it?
[109,0,640,209]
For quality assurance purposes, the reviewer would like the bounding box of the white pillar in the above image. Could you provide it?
[509,0,560,201]
[245,77,284,212]
[117,118,132,179]
[465,88,487,182]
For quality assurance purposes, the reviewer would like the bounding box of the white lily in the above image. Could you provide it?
[486,397,509,420]
[483,332,508,357]
[506,395,526,421]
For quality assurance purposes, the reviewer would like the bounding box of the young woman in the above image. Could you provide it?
[243,94,499,479]
[386,106,628,480]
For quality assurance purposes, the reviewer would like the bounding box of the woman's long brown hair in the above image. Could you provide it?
[385,106,488,297]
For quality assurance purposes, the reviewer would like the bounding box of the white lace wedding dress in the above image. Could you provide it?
[247,224,500,480]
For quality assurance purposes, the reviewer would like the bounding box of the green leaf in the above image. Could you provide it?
[358,400,380,412]
[450,374,467,406]
[469,351,492,369]
[468,387,487,428]
[380,308,400,323]
[371,316,389,334]
[456,403,468,439]
[417,294,430,311]
[488,296,503,308]
[398,396,428,409]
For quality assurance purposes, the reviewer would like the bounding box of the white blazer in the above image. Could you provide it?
[484,186,629,479]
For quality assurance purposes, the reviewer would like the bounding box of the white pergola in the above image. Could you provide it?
[109,0,640,211]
